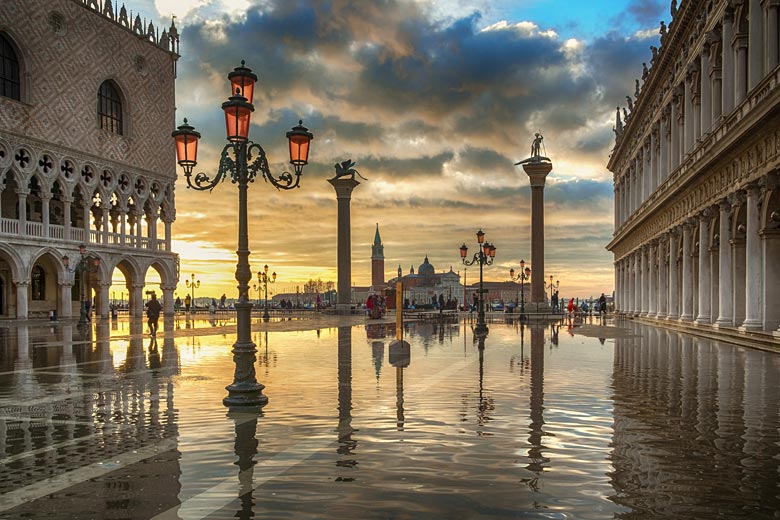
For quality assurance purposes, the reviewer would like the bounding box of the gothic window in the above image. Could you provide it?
[98,80,123,135]
[0,34,21,101]
[31,266,45,301]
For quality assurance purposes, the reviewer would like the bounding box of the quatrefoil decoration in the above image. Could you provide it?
[39,155,53,174]
[118,174,130,192]
[150,182,161,199]
[0,149,6,159]
[14,149,30,169]
[81,165,94,183]
[134,178,146,196]
[100,169,112,188]
[61,160,74,179]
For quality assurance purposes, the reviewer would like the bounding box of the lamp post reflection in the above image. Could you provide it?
[389,335,410,431]
[227,410,260,519]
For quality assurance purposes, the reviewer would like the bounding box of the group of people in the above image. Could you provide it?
[565,293,608,317]
[366,294,387,319]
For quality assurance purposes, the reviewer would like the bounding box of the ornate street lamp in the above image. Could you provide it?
[510,259,532,319]
[63,243,100,327]
[544,275,559,309]
[460,229,496,337]
[256,265,276,320]
[172,61,313,409]
[185,273,200,311]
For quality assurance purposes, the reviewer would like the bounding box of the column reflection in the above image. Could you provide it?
[527,324,548,475]
[336,326,356,470]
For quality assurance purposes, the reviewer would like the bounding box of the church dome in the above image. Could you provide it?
[418,256,435,276]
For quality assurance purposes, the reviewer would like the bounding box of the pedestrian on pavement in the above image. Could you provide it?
[145,293,162,337]
[184,294,191,313]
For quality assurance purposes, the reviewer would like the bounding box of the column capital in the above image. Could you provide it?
[328,177,361,198]
[13,279,30,286]
[699,207,713,220]
[744,181,760,196]
[729,190,746,207]
[160,285,177,292]
[719,197,731,210]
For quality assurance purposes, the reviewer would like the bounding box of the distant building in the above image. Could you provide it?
[370,223,384,291]
[0,0,180,319]
[607,0,780,335]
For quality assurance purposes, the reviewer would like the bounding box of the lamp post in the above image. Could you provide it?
[257,265,276,320]
[544,275,559,309]
[459,229,496,337]
[185,273,200,311]
[172,61,313,409]
[63,243,100,327]
[509,259,532,319]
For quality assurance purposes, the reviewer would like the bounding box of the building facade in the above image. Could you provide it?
[0,0,180,319]
[607,0,780,336]
[371,223,384,291]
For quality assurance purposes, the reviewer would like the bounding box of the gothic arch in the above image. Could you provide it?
[144,259,175,288]
[0,29,29,103]
[0,242,24,281]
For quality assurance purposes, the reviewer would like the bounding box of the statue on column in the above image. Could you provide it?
[331,159,367,181]
[515,132,551,165]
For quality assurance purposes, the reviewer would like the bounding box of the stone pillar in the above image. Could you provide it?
[749,0,765,90]
[643,141,651,200]
[164,218,173,252]
[328,177,361,313]
[640,246,648,316]
[701,45,713,133]
[740,183,763,330]
[41,194,50,237]
[83,203,91,242]
[668,229,680,320]
[723,8,736,114]
[711,57,723,122]
[102,205,110,245]
[120,208,127,246]
[657,237,668,318]
[162,285,176,317]
[650,126,659,193]
[670,93,680,171]
[63,197,72,241]
[680,220,695,321]
[17,190,27,234]
[684,72,694,155]
[766,0,780,70]
[522,160,553,310]
[129,283,144,317]
[634,251,642,315]
[97,281,110,319]
[660,107,670,182]
[735,30,749,105]
[58,281,73,318]
[715,199,734,326]
[14,279,29,319]
[648,242,657,317]
[135,210,143,248]
[695,210,712,324]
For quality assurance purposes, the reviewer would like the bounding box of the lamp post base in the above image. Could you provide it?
[224,301,268,409]
[474,322,489,338]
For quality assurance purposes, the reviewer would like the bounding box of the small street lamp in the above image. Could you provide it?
[63,243,100,327]
[172,61,313,409]
[509,259,531,319]
[459,229,496,338]
[185,273,200,311]
[256,265,276,320]
[545,275,559,307]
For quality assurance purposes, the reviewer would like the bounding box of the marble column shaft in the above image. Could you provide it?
[696,213,712,324]
[715,199,734,326]
[722,9,736,114]
[657,239,668,318]
[740,184,763,330]
[668,230,680,320]
[329,178,361,309]
[680,222,695,321]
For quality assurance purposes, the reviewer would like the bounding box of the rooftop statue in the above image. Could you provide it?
[331,159,367,181]
[515,132,551,165]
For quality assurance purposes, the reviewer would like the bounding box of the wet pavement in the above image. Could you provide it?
[0,314,779,519]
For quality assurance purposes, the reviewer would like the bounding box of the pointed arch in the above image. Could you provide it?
[0,31,22,101]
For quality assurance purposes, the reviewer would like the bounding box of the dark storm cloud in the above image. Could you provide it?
[625,0,666,26]
[454,147,515,176]
[545,179,613,206]
[359,152,454,179]
[585,31,656,106]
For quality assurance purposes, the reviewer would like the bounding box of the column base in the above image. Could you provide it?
[738,319,763,332]
[655,313,667,319]
[335,303,353,315]
[713,318,734,328]
[679,313,694,322]
[665,314,679,321]
[774,329,780,338]
[694,316,711,325]
[523,301,552,318]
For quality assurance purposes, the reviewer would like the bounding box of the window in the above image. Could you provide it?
[0,34,20,101]
[98,80,123,135]
[31,266,45,301]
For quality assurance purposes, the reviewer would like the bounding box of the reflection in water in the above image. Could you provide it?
[228,410,260,520]
[336,326,356,471]
[527,325,549,475]
[610,322,780,519]
[389,339,410,431]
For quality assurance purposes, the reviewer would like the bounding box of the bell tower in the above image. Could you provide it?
[371,223,385,290]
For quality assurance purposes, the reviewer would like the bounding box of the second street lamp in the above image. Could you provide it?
[172,61,313,409]
[257,265,276,320]
[185,273,200,311]
[509,259,531,319]
[460,229,496,338]
[63,243,100,327]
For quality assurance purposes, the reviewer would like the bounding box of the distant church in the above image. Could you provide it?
[370,224,461,306]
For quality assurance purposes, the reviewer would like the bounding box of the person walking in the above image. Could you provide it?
[598,293,607,315]
[145,293,162,337]
[184,294,191,313]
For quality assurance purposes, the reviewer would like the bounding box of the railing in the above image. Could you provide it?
[25,221,43,236]
[70,228,85,241]
[0,218,19,234]
[49,224,64,239]
[89,230,100,243]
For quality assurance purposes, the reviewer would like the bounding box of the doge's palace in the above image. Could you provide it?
[0,0,180,319]
[608,0,780,336]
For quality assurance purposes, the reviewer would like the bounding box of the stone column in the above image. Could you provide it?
[63,197,72,241]
[740,183,763,330]
[129,283,144,317]
[41,194,50,237]
[692,72,702,142]
[17,190,28,235]
[135,209,143,247]
[749,0,765,90]
[102,205,110,245]
[328,177,361,313]
[119,208,127,246]
[164,218,173,252]
[680,220,695,321]
[684,72,694,155]
[643,140,652,199]
[695,210,712,324]
[765,0,779,70]
[58,281,73,318]
[162,285,176,317]
[735,30,749,104]
[660,107,670,182]
[668,229,680,320]
[723,8,736,114]
[670,92,680,171]
[701,44,713,133]
[648,242,657,317]
[711,55,723,121]
[715,199,734,326]
[14,279,29,319]
[83,203,91,242]
[634,250,642,315]
[657,237,668,318]
[650,126,659,192]
[522,160,553,310]
[640,246,648,316]
[710,230,720,321]
[97,281,110,319]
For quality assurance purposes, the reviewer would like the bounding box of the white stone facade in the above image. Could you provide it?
[0,0,180,319]
[608,0,780,335]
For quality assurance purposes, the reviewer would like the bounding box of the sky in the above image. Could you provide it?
[127,0,669,301]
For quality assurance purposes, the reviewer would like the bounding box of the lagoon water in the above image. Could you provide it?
[0,317,779,519]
